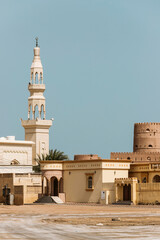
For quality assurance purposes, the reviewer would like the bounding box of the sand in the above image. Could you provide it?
[1,204,160,239]
[0,204,160,226]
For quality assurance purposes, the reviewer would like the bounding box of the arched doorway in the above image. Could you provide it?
[123,184,131,201]
[59,178,63,193]
[51,177,58,196]
[153,175,160,182]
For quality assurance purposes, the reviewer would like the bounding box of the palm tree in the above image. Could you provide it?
[47,149,69,161]
[33,149,69,172]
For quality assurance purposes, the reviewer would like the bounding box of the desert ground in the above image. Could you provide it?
[1,204,160,239]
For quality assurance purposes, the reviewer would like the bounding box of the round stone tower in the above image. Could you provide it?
[133,123,160,152]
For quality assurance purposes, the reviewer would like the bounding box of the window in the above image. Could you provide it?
[148,145,153,147]
[142,177,147,183]
[10,159,20,165]
[88,176,92,189]
[86,173,94,191]
[153,175,160,183]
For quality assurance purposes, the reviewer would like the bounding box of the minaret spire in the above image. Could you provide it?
[35,37,38,47]
[28,39,45,120]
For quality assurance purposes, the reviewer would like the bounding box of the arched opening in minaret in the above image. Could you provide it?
[41,105,45,119]
[31,73,33,84]
[29,105,33,120]
[35,72,39,84]
[34,105,39,119]
[40,72,43,84]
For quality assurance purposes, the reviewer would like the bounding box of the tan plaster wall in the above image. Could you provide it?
[136,183,160,204]
[14,173,42,186]
[64,170,102,203]
[24,185,42,204]
[102,183,115,203]
[129,172,142,183]
[102,170,128,183]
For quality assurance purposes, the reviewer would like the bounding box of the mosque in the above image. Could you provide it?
[1,40,160,205]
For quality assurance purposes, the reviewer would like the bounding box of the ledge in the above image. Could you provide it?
[86,188,94,191]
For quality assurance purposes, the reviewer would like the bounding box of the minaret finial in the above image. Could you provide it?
[35,37,38,47]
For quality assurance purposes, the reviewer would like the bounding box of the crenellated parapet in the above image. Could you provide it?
[115,177,138,185]
[110,151,160,162]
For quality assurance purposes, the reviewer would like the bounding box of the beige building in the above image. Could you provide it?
[40,155,130,204]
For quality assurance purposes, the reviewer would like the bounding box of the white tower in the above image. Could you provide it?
[21,38,53,165]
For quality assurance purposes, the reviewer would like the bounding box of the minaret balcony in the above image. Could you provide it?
[28,84,45,93]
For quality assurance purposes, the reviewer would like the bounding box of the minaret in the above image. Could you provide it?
[21,38,53,165]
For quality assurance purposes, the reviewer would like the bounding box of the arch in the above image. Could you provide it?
[59,178,63,193]
[28,104,32,120]
[153,175,160,183]
[10,159,20,165]
[40,72,43,83]
[142,177,147,183]
[51,177,58,196]
[34,104,39,119]
[127,157,130,160]
[41,104,45,119]
[35,72,39,84]
[148,145,153,147]
[88,176,92,189]
[31,72,33,84]
[146,128,150,132]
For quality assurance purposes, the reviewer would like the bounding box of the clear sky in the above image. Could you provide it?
[0,0,160,159]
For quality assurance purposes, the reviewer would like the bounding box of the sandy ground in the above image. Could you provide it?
[1,204,160,239]
[1,204,160,226]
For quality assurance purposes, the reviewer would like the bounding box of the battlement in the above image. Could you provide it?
[115,177,137,181]
[134,122,160,126]
[110,152,160,162]
[115,177,138,184]
[111,152,160,155]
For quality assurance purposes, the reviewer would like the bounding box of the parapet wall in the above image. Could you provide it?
[74,154,101,161]
[110,152,160,162]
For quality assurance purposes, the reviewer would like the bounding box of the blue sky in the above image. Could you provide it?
[0,0,160,159]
